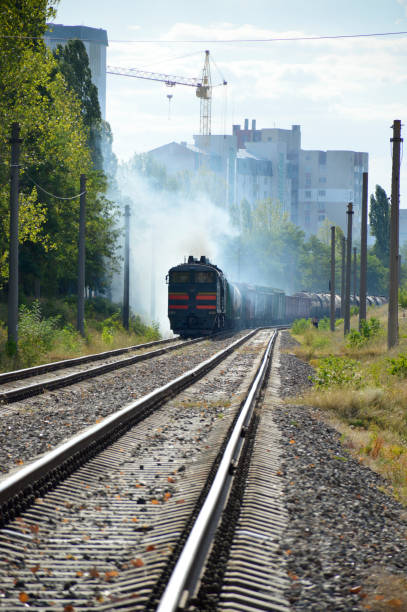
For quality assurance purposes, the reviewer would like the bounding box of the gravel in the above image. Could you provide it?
[2,328,407,610]
[0,332,248,477]
[275,331,407,610]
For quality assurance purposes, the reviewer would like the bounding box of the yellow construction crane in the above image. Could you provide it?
[107,50,225,137]
[195,50,212,136]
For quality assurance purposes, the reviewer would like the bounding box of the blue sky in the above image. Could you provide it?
[53,0,407,201]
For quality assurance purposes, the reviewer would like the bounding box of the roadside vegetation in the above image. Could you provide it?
[0,299,160,372]
[290,302,407,505]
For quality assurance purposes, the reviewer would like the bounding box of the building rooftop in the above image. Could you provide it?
[45,23,108,46]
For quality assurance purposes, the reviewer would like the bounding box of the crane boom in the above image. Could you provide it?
[107,65,201,88]
[107,52,226,138]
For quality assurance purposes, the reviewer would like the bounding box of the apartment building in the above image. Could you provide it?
[298,150,368,236]
[44,24,108,119]
[148,120,368,237]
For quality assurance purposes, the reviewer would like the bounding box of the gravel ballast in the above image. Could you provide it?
[276,331,407,610]
[0,333,248,477]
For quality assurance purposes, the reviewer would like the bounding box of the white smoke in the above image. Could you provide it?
[114,162,237,336]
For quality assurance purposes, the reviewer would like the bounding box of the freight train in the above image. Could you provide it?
[167,256,386,337]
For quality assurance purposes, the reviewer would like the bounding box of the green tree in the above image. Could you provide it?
[366,252,388,295]
[369,185,390,265]
[53,39,104,169]
[0,1,119,296]
[238,199,304,290]
[299,235,331,292]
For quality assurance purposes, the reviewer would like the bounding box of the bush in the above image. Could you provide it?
[18,301,60,366]
[57,324,83,352]
[311,355,362,388]
[388,353,407,377]
[318,316,330,331]
[346,317,382,348]
[399,286,407,309]
[101,311,123,344]
[291,318,310,334]
[130,314,160,341]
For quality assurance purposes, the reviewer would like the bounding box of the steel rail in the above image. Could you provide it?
[157,329,277,612]
[0,328,259,518]
[0,336,204,404]
[0,337,178,385]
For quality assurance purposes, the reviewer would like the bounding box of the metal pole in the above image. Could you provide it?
[388,120,402,349]
[340,236,346,318]
[77,174,86,337]
[123,204,130,330]
[359,172,368,328]
[330,225,336,331]
[353,247,357,301]
[7,122,22,352]
[344,203,353,335]
[150,230,156,322]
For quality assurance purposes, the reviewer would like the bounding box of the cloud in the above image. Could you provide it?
[106,21,407,199]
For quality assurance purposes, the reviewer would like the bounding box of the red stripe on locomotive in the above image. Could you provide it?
[169,293,189,300]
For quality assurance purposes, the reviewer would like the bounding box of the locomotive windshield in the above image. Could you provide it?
[195,271,215,283]
[170,271,190,283]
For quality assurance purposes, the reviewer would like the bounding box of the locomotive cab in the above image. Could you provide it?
[167,256,226,337]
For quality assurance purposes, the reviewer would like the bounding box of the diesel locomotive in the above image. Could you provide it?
[167,256,386,337]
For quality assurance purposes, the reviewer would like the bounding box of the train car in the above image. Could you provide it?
[167,256,387,337]
[285,293,311,320]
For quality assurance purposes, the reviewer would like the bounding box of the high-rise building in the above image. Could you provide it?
[148,120,368,236]
[44,24,108,119]
[298,149,368,236]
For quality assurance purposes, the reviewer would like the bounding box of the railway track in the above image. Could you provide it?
[0,336,202,404]
[0,328,289,610]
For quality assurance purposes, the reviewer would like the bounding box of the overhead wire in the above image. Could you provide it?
[2,30,407,44]
[24,173,86,199]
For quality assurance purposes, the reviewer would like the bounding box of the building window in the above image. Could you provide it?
[319,177,326,183]
[305,214,310,225]
[305,173,311,187]
[305,190,312,198]
[318,215,325,221]
[319,151,327,165]
[318,190,326,197]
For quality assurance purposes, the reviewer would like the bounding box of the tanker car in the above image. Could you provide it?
[167,256,386,337]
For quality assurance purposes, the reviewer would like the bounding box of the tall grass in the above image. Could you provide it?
[289,304,407,505]
[0,299,161,372]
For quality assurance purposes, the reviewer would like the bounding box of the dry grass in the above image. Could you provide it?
[361,571,407,610]
[290,304,407,505]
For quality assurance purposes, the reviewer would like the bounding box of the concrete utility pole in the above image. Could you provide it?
[123,204,130,330]
[77,174,86,338]
[388,119,403,349]
[330,225,336,331]
[340,236,346,318]
[359,172,368,328]
[353,247,357,301]
[150,230,156,322]
[7,122,22,352]
[344,203,353,335]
